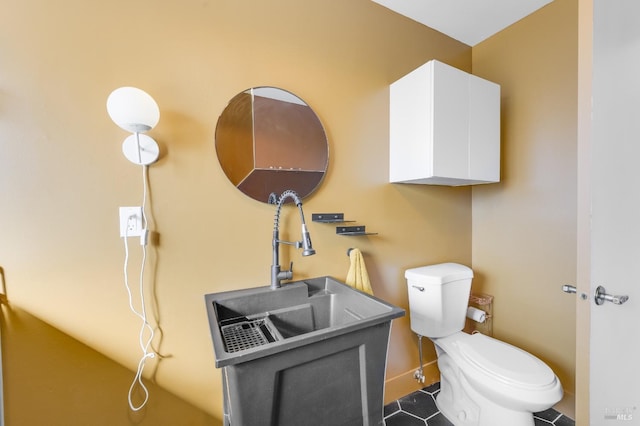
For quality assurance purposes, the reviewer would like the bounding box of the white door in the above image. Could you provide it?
[578,0,640,424]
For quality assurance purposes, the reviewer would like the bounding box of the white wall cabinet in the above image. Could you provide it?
[389,60,500,186]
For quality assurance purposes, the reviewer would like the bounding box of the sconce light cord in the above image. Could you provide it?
[122,164,155,412]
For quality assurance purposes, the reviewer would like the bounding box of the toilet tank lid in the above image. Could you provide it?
[405,263,473,284]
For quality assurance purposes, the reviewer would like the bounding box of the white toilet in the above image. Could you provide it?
[405,263,563,426]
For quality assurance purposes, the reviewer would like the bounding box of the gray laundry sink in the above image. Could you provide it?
[205,276,404,426]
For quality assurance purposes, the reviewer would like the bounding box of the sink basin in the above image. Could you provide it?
[206,276,404,367]
[205,276,405,426]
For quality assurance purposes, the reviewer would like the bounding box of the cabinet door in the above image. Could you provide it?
[468,75,500,182]
[389,63,434,183]
[432,61,470,180]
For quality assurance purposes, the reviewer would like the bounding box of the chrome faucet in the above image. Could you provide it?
[269,190,315,289]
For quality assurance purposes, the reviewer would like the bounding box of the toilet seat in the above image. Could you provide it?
[456,332,556,389]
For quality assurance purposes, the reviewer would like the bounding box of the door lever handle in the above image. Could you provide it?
[595,285,629,305]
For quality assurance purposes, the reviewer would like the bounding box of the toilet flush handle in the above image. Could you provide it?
[412,285,425,292]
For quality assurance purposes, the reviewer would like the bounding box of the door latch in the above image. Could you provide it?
[594,285,629,305]
[561,284,590,301]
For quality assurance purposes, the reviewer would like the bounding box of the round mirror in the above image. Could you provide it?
[215,87,329,203]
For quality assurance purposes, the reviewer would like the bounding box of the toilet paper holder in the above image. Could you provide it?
[464,293,493,336]
[467,306,487,323]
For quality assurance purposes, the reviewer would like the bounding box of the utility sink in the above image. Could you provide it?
[205,276,405,426]
[206,276,404,367]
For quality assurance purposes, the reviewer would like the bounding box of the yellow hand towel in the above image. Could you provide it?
[345,248,373,295]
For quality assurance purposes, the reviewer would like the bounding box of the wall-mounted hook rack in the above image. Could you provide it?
[336,225,377,236]
[311,213,354,223]
[313,213,378,236]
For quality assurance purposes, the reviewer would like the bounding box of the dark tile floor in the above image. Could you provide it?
[384,383,575,426]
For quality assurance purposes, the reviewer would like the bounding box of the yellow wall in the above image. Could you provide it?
[0,0,473,421]
[1,305,219,425]
[471,0,578,414]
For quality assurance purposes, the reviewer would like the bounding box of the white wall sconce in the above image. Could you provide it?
[107,86,161,411]
[107,87,160,165]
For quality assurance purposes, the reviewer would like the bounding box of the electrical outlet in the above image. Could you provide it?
[119,206,143,237]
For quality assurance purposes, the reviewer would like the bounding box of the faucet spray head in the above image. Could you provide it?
[301,223,315,256]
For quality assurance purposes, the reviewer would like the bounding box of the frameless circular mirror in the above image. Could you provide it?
[215,87,329,203]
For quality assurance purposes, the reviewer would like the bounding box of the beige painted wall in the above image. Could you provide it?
[471,0,578,411]
[0,0,473,421]
[1,304,219,425]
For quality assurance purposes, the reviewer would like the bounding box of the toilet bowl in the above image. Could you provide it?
[405,263,563,426]
[434,332,563,425]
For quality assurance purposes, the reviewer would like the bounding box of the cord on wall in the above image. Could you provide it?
[108,86,160,412]
[122,164,155,412]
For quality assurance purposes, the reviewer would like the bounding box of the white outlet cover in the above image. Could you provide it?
[119,206,143,237]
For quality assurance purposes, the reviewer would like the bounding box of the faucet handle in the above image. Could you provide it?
[282,263,293,281]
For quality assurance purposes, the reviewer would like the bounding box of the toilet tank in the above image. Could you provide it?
[405,263,473,338]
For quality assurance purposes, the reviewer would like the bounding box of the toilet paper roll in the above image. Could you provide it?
[466,306,486,323]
